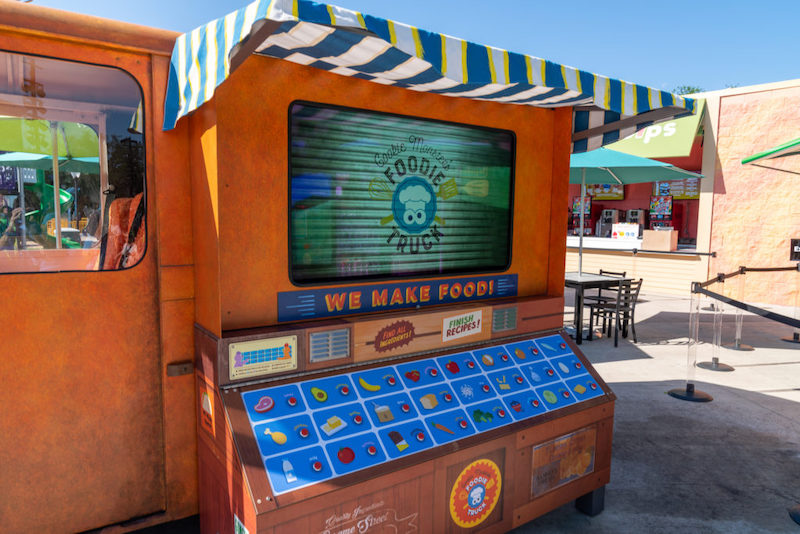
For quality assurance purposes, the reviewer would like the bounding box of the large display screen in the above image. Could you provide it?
[289,102,515,285]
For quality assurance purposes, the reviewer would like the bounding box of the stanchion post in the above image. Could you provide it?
[698,274,735,372]
[669,284,713,402]
[782,263,800,344]
[725,266,754,351]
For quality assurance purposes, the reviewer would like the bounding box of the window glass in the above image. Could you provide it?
[0,51,145,272]
[289,102,514,285]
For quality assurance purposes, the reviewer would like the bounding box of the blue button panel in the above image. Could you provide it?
[240,332,607,495]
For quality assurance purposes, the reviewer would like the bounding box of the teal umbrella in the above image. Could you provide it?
[569,147,704,273]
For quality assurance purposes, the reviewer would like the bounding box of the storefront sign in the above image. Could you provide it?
[531,427,596,497]
[228,336,298,380]
[278,274,517,322]
[442,310,483,342]
[587,183,624,200]
[449,459,502,528]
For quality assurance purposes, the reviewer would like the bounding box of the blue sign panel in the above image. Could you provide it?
[277,274,518,322]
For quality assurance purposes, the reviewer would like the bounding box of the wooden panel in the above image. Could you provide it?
[353,305,492,362]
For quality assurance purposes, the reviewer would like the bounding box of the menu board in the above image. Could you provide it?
[653,178,700,200]
[586,184,624,200]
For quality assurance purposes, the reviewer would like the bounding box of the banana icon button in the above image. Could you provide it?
[359,376,381,392]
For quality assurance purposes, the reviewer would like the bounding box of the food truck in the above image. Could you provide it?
[0,1,695,532]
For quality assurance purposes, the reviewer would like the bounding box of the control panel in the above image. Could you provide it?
[239,333,606,495]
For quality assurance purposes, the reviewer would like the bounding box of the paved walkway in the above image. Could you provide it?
[513,292,800,533]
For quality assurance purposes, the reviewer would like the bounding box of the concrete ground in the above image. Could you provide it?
[136,292,800,534]
[513,291,800,534]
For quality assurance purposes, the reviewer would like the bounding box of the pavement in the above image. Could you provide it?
[136,292,800,534]
[512,291,800,534]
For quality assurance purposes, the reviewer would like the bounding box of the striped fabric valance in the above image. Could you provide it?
[163,0,696,152]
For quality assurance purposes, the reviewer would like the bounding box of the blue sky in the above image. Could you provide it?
[30,0,800,93]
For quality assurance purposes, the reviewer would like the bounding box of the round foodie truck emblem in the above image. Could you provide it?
[449,459,502,528]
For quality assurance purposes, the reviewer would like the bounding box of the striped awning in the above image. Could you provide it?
[163,0,697,152]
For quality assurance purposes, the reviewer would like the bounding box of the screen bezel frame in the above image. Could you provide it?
[286,100,517,287]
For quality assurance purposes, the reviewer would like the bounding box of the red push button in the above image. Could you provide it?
[367,445,377,456]
[353,414,363,424]
[590,382,597,390]
[429,368,438,377]
[466,361,475,369]
[531,399,540,407]
[560,342,566,349]
[312,461,323,472]
[443,393,453,402]
[401,403,410,413]
[299,427,310,438]
[575,362,582,369]
[481,384,490,393]
[546,369,554,376]
[562,390,571,398]
[341,386,350,395]
[459,419,468,429]
[415,432,425,442]
[287,396,298,407]
[387,377,396,386]
[531,347,539,355]
[515,375,524,384]
[501,354,509,362]
[497,409,506,418]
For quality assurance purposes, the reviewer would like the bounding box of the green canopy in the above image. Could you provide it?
[742,137,800,164]
[0,117,99,158]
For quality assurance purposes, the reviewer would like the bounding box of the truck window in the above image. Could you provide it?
[0,50,145,272]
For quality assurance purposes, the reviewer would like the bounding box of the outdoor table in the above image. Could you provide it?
[565,271,631,344]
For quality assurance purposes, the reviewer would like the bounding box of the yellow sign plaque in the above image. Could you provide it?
[229,335,298,380]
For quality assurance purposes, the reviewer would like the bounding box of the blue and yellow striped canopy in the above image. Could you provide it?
[163,0,696,152]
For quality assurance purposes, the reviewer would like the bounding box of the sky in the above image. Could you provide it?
[28,0,800,93]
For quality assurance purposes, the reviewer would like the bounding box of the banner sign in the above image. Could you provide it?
[278,274,517,322]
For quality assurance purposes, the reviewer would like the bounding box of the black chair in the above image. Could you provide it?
[583,269,627,305]
[588,278,642,347]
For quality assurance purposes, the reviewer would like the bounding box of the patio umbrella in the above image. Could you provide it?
[0,152,100,173]
[569,147,704,274]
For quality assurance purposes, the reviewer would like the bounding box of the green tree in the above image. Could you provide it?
[672,85,704,95]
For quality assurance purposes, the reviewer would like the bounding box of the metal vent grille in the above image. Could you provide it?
[308,329,350,363]
[492,307,517,333]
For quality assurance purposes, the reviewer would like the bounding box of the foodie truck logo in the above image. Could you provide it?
[449,459,502,528]
[371,135,456,254]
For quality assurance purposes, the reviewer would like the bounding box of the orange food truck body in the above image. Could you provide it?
[0,1,696,532]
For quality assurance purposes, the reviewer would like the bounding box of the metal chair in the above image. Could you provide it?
[583,269,627,305]
[588,278,643,346]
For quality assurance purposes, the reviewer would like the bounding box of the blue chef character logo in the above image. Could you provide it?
[468,484,486,508]
[392,176,437,234]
